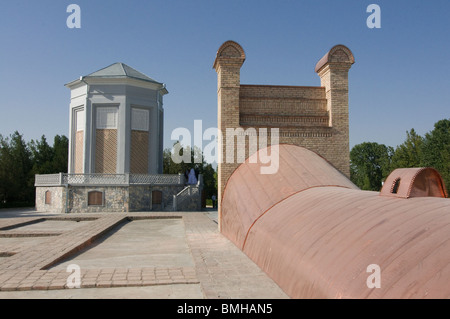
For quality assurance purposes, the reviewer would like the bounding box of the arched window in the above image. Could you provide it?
[152,190,162,205]
[45,191,51,205]
[391,178,401,194]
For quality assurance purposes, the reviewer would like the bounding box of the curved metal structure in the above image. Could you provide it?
[380,167,448,199]
[221,144,450,298]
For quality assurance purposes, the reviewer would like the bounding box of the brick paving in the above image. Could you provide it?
[0,211,288,298]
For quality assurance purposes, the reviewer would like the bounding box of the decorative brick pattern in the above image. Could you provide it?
[240,114,329,127]
[130,130,149,174]
[213,41,354,227]
[74,131,83,174]
[95,129,117,174]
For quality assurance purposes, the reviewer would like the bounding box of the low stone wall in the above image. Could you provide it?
[35,186,67,214]
[36,184,199,213]
[175,187,203,212]
[128,185,185,212]
[68,186,129,213]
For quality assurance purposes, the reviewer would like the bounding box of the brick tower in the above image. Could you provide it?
[213,41,246,226]
[315,44,355,177]
[213,41,355,226]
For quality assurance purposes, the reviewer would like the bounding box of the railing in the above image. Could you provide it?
[64,174,127,185]
[173,186,191,209]
[172,176,203,211]
[129,174,184,185]
[172,186,192,211]
[34,173,63,186]
[35,173,185,186]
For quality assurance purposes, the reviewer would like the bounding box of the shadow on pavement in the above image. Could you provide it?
[0,207,60,218]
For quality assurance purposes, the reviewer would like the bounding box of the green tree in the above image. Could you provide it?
[163,142,204,175]
[0,131,33,205]
[29,135,54,175]
[202,163,217,200]
[0,134,12,204]
[350,142,393,191]
[422,119,450,194]
[391,128,424,169]
[0,132,69,207]
[163,142,217,202]
[52,135,69,173]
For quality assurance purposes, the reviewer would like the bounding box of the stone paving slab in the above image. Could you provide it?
[0,284,204,299]
[0,217,46,231]
[52,218,194,270]
[183,213,287,299]
[0,210,288,299]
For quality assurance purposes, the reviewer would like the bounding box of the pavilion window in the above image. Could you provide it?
[88,191,104,206]
[45,191,51,205]
[152,190,162,205]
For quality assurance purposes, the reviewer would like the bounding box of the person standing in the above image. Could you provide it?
[211,194,217,208]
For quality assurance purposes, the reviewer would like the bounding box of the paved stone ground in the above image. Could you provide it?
[0,209,288,299]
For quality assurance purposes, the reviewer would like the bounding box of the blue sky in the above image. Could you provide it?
[0,0,449,160]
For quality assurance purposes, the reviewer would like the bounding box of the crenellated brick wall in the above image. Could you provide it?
[213,41,355,228]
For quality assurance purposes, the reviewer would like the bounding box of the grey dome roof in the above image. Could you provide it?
[85,62,162,84]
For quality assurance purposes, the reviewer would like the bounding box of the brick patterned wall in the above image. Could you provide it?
[130,130,149,174]
[74,131,84,174]
[317,63,352,177]
[214,41,246,229]
[214,42,354,225]
[95,129,117,173]
[239,85,329,130]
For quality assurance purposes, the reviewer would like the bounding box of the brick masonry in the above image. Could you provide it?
[213,41,355,228]
[130,130,149,174]
[74,131,83,174]
[95,129,118,174]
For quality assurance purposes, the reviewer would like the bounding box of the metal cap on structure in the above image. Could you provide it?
[315,44,355,73]
[380,167,448,199]
[213,40,246,70]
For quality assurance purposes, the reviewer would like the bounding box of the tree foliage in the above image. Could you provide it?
[0,132,68,207]
[351,118,449,194]
[422,119,450,194]
[163,142,217,200]
[350,142,393,191]
[29,135,54,175]
[390,128,424,170]
[0,132,33,205]
[51,135,69,174]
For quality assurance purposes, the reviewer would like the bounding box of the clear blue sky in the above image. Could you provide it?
[0,0,449,160]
